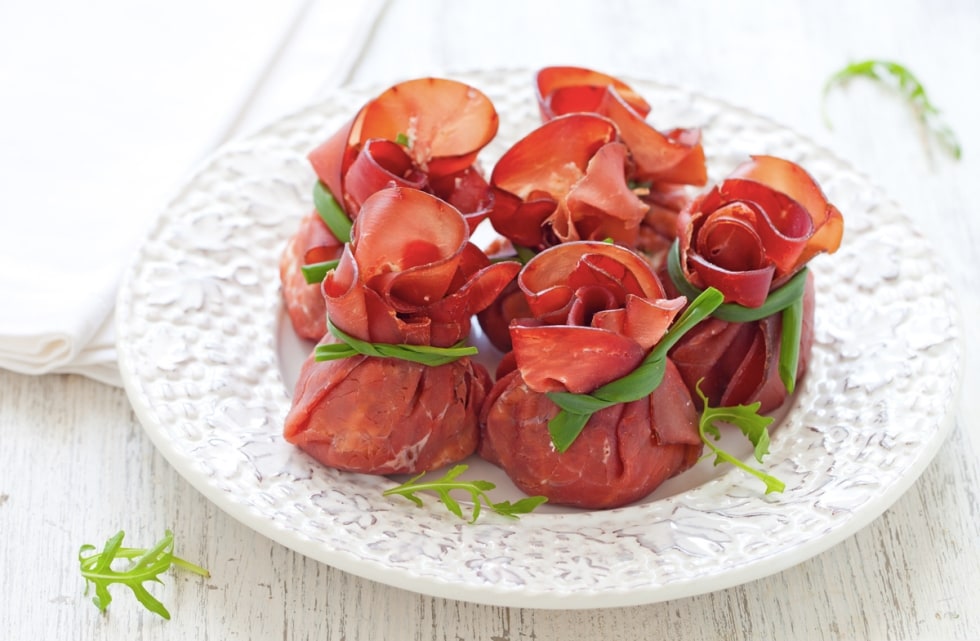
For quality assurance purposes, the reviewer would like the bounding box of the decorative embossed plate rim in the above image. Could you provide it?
[116,69,962,609]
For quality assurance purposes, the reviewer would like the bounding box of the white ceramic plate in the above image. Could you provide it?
[116,69,962,609]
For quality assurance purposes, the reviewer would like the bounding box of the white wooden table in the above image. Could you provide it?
[2,1,979,639]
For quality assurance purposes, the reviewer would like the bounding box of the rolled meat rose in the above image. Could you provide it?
[536,65,652,121]
[535,66,709,267]
[488,113,648,250]
[479,241,703,509]
[280,77,499,341]
[668,155,843,412]
[535,65,707,191]
[308,76,499,225]
[479,68,712,352]
[478,113,649,351]
[284,187,520,474]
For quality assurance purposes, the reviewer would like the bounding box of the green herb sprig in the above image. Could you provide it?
[78,530,209,619]
[695,383,785,494]
[666,241,807,394]
[546,287,725,452]
[315,319,478,366]
[384,464,548,522]
[822,59,961,160]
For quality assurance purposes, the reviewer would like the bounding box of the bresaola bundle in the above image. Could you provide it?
[283,188,519,474]
[278,67,844,510]
[667,155,843,413]
[479,242,704,509]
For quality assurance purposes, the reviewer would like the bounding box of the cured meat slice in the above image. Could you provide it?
[535,65,707,186]
[488,113,644,250]
[479,241,699,509]
[481,359,701,509]
[479,68,711,352]
[670,155,842,411]
[479,114,648,351]
[669,272,816,413]
[676,155,843,306]
[280,76,500,341]
[284,187,519,474]
[307,76,498,226]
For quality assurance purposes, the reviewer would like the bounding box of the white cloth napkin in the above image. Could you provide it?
[0,0,386,386]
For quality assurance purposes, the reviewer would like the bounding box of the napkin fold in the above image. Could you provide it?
[0,258,121,386]
[0,0,386,386]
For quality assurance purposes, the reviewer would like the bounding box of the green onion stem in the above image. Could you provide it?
[313,181,353,243]
[545,287,725,451]
[301,259,340,284]
[316,319,478,367]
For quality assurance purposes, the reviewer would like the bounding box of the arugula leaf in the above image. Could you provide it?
[822,59,961,160]
[78,530,209,619]
[695,383,785,494]
[383,464,547,522]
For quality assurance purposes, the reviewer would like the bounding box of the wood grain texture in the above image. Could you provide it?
[2,0,979,639]
[1,371,978,640]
